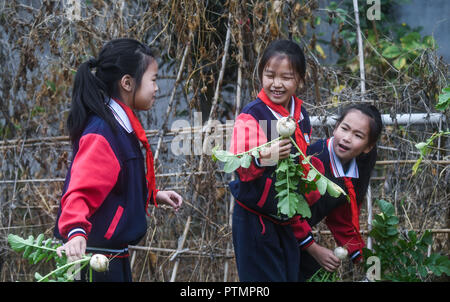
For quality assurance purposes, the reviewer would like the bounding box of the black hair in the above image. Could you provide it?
[67,38,155,143]
[335,104,383,204]
[257,39,306,84]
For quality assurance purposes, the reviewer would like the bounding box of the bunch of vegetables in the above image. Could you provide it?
[8,233,109,282]
[212,117,347,219]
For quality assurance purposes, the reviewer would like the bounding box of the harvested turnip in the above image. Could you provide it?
[334,247,348,260]
[276,116,296,138]
[89,254,109,272]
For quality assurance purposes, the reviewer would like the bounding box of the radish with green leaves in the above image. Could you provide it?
[7,233,109,281]
[212,117,349,219]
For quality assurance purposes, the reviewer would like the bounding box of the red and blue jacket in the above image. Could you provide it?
[54,104,149,250]
[228,90,319,237]
[303,138,376,262]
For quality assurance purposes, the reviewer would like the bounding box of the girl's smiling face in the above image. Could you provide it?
[332,109,374,164]
[261,55,301,110]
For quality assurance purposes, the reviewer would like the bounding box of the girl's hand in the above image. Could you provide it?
[306,242,341,272]
[259,138,292,166]
[56,235,87,262]
[156,190,183,212]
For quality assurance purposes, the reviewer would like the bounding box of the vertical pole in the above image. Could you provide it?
[353,0,371,251]
[352,0,366,100]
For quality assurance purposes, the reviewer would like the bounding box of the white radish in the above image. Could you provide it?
[276,116,296,138]
[89,254,109,272]
[334,247,348,260]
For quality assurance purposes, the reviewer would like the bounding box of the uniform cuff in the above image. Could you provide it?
[349,249,363,263]
[254,156,262,168]
[298,232,315,250]
[67,227,87,241]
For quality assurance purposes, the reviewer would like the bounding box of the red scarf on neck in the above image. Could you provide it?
[343,177,363,243]
[257,89,310,176]
[114,99,158,215]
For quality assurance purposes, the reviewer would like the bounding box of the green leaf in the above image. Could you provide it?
[382,45,402,59]
[386,215,399,226]
[276,159,289,173]
[415,142,428,155]
[306,169,317,182]
[422,35,436,49]
[376,199,395,217]
[393,56,407,70]
[36,234,45,246]
[251,149,260,159]
[295,195,311,218]
[239,153,252,169]
[223,156,242,173]
[400,32,421,46]
[419,230,433,246]
[436,86,450,111]
[408,230,417,243]
[274,178,287,186]
[213,148,236,163]
[278,195,294,217]
[8,234,29,251]
[411,157,423,176]
[315,177,327,195]
[23,245,33,259]
[35,272,46,281]
[386,226,398,236]
[326,181,342,198]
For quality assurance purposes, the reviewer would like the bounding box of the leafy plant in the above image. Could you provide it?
[363,200,450,281]
[412,131,450,176]
[435,86,450,112]
[412,86,450,175]
[380,32,436,71]
[8,233,92,282]
[325,0,437,78]
[212,135,347,219]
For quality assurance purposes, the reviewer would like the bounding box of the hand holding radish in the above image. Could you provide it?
[259,139,292,166]
[56,235,87,262]
[306,242,341,272]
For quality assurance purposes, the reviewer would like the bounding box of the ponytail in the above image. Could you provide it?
[67,38,156,143]
[67,59,116,143]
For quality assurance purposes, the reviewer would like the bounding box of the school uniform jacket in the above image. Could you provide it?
[301,138,374,262]
[54,99,149,250]
[228,91,319,238]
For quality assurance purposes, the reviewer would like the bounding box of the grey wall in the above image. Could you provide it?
[393,0,450,62]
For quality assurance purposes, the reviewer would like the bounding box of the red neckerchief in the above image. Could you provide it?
[114,98,158,214]
[257,89,310,176]
[343,177,363,243]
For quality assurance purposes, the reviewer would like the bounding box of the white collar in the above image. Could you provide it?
[327,137,359,179]
[107,98,133,133]
[266,96,303,121]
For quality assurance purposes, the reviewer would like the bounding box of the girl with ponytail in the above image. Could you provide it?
[54,38,183,282]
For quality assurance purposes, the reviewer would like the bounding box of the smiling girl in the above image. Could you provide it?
[228,39,324,281]
[54,38,183,281]
[297,104,383,281]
